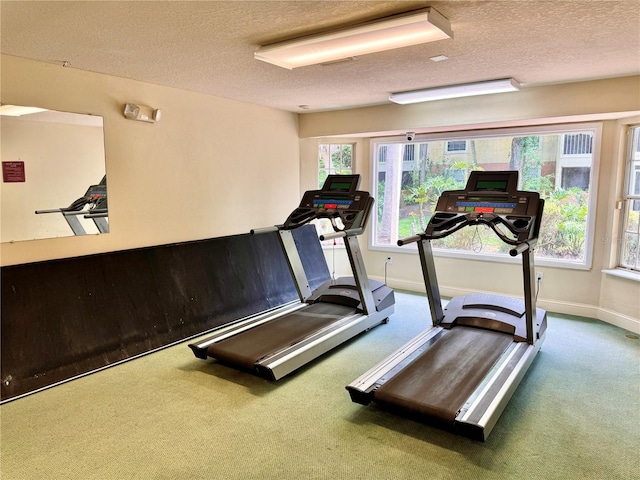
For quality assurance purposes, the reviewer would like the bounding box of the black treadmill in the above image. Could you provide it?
[35,176,109,234]
[189,174,394,380]
[346,170,547,441]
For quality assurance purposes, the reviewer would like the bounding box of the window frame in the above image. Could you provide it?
[318,142,354,187]
[616,124,640,272]
[369,123,602,270]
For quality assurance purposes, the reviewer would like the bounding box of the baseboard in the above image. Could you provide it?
[383,277,426,293]
[378,276,640,334]
[597,308,640,334]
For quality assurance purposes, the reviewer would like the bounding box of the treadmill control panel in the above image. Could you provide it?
[283,174,373,231]
[426,171,543,244]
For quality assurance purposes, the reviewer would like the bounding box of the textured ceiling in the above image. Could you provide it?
[1,0,639,113]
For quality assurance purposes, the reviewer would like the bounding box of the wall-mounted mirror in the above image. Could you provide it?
[0,105,107,242]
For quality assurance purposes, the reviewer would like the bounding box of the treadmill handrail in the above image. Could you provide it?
[320,230,346,241]
[400,217,540,250]
[426,211,533,245]
[84,212,109,219]
[397,234,423,246]
[318,194,374,235]
[250,226,281,235]
[279,175,375,233]
[509,238,538,257]
[35,208,66,214]
[35,207,92,215]
[320,227,364,241]
[281,196,372,233]
[253,194,375,239]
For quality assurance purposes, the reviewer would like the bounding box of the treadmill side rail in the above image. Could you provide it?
[455,329,546,441]
[188,301,306,358]
[258,306,393,380]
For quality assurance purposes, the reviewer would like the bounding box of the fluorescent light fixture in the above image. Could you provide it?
[0,105,48,116]
[255,7,452,69]
[390,78,521,104]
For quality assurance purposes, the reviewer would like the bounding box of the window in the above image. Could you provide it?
[316,143,354,245]
[561,167,590,190]
[558,132,593,190]
[318,143,353,188]
[372,124,600,268]
[563,133,593,155]
[618,125,640,271]
[446,140,467,153]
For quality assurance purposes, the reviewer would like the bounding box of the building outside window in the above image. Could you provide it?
[618,125,640,272]
[372,124,600,269]
[557,133,593,190]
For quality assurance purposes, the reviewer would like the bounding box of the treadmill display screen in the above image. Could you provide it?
[328,181,353,192]
[313,198,353,209]
[475,180,509,191]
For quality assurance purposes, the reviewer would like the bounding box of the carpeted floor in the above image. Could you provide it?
[1,291,638,479]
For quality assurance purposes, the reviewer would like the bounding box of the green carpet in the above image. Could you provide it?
[1,291,638,479]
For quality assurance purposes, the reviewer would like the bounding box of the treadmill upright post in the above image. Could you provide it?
[521,247,537,345]
[61,211,87,235]
[278,229,313,302]
[92,216,110,234]
[344,234,376,315]
[417,238,445,326]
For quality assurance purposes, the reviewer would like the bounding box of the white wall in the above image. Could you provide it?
[1,54,300,266]
[299,77,640,333]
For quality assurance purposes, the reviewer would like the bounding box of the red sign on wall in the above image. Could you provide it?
[2,161,26,182]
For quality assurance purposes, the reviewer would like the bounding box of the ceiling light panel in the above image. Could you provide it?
[0,105,48,117]
[255,7,452,69]
[389,78,521,104]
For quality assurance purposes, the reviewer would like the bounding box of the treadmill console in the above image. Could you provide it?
[283,174,373,231]
[65,175,108,211]
[426,171,543,244]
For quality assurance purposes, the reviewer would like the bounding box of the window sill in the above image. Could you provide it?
[369,244,591,270]
[602,268,640,282]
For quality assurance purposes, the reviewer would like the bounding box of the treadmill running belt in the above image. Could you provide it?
[206,302,354,370]
[373,327,513,424]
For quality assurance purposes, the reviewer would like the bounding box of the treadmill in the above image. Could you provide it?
[35,176,109,234]
[346,170,547,441]
[189,174,394,380]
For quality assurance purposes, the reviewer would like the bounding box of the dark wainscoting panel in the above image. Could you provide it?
[1,225,329,401]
